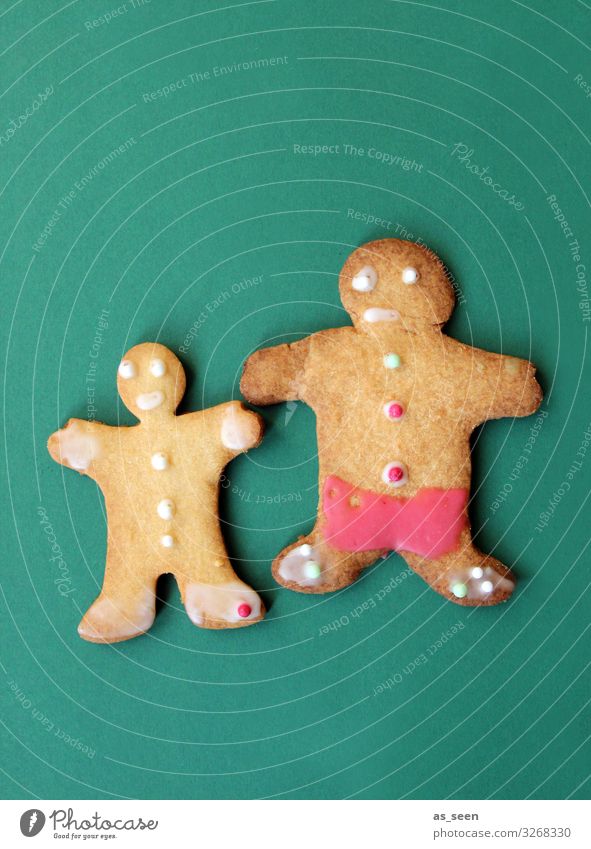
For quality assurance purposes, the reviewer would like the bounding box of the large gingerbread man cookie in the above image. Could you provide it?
[48,343,265,642]
[241,239,543,605]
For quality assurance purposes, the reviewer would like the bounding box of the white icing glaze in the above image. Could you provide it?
[137,391,164,410]
[118,360,136,379]
[78,588,155,640]
[450,566,514,600]
[381,461,408,487]
[151,452,168,470]
[402,266,419,284]
[160,534,175,548]
[352,265,378,292]
[56,421,100,471]
[157,499,175,520]
[363,307,399,323]
[184,581,261,625]
[221,405,252,450]
[278,544,324,587]
[150,358,166,377]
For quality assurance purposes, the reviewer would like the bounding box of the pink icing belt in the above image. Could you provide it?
[322,475,469,559]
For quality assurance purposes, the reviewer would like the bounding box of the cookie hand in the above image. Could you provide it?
[47,419,102,475]
[241,339,310,405]
[220,402,263,453]
[469,352,543,423]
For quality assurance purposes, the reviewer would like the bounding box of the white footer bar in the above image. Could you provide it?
[1,799,589,848]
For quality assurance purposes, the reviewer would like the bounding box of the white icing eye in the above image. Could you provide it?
[160,534,175,548]
[150,358,166,377]
[157,499,175,520]
[402,266,419,285]
[352,265,378,292]
[118,360,136,379]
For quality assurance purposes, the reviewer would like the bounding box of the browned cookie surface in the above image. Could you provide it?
[242,239,542,605]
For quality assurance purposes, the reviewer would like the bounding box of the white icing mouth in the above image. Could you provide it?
[363,307,400,323]
[136,391,164,410]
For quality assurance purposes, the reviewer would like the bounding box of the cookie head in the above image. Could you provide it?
[340,239,455,331]
[117,343,186,419]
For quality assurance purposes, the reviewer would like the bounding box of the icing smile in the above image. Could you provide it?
[136,391,164,410]
[363,307,400,323]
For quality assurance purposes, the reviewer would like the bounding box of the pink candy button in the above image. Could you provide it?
[384,400,404,420]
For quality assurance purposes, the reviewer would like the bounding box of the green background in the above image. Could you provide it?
[1,0,590,800]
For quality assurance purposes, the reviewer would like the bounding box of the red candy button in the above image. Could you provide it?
[237,603,252,618]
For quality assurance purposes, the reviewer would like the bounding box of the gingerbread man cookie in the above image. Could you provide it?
[48,343,265,642]
[241,239,543,605]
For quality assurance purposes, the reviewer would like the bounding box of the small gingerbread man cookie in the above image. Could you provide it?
[48,343,265,642]
[241,239,543,606]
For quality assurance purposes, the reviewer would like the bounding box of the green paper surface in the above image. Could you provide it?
[1,0,589,800]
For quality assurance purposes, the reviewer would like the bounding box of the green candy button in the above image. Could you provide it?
[305,561,321,579]
[383,353,401,369]
[451,582,468,599]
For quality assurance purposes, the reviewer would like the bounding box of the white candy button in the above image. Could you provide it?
[151,452,168,471]
[157,499,175,520]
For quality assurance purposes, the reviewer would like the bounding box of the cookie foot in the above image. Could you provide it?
[78,588,156,643]
[403,548,515,607]
[445,562,515,606]
[273,535,378,593]
[182,580,264,629]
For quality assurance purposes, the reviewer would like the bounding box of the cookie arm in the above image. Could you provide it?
[240,338,311,405]
[468,351,543,423]
[47,418,108,477]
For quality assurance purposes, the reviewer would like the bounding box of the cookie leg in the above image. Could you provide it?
[402,530,515,606]
[273,525,381,593]
[78,548,157,643]
[175,530,265,629]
